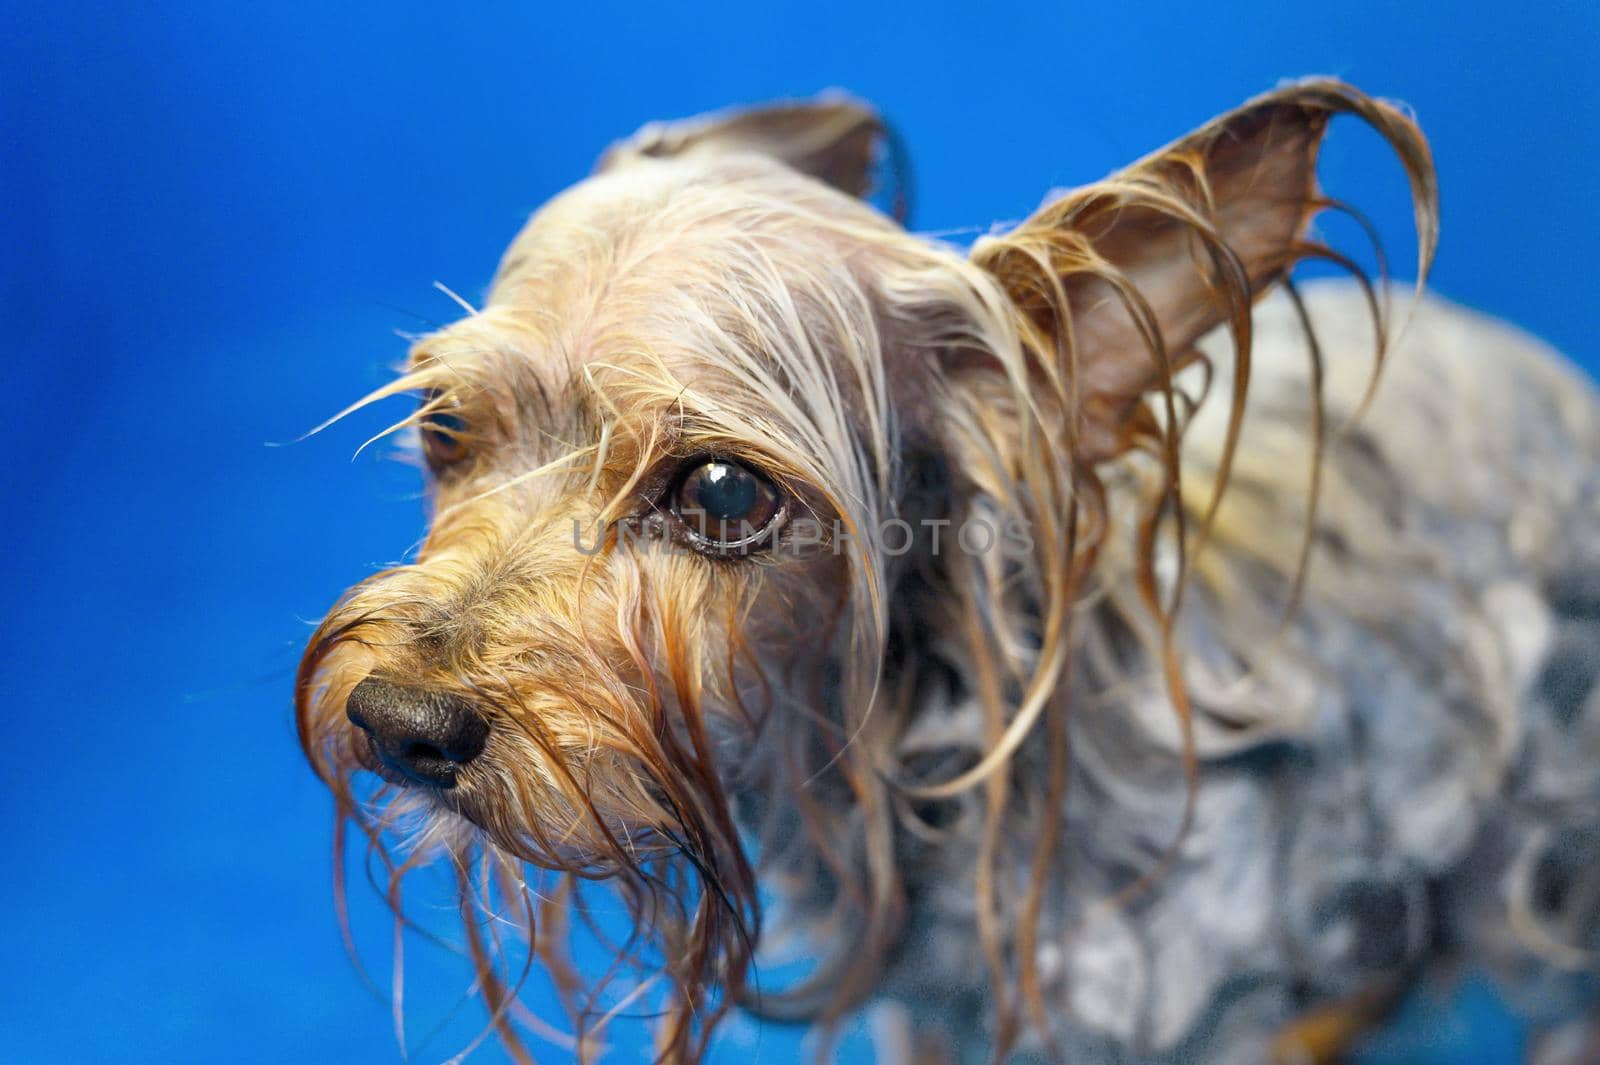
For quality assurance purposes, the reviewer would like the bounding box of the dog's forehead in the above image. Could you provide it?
[412,155,897,404]
[493,153,878,303]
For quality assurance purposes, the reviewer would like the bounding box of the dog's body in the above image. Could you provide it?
[860,282,1600,1063]
[297,81,1600,1062]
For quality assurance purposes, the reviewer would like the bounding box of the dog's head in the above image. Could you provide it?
[296,81,1434,1058]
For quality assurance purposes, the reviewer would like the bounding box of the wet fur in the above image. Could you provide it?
[296,80,1599,1062]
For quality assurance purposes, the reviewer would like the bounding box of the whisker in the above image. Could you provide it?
[433,280,481,316]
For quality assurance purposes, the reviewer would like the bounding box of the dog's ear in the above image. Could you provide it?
[596,93,887,200]
[971,79,1436,463]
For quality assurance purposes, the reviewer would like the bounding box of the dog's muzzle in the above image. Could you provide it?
[345,678,488,789]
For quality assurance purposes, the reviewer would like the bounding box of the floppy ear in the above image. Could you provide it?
[972,78,1437,464]
[595,93,890,202]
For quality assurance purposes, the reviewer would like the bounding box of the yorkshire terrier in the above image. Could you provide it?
[297,79,1600,1063]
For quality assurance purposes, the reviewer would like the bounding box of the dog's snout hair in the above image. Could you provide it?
[296,78,1600,1064]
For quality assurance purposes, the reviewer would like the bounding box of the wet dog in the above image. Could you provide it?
[297,80,1600,1062]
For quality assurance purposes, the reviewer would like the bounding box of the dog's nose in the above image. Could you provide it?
[345,678,488,788]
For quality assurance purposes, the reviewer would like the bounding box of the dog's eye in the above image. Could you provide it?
[420,407,469,472]
[671,459,784,552]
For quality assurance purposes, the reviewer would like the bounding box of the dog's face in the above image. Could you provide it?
[299,143,914,869]
[296,84,1433,1054]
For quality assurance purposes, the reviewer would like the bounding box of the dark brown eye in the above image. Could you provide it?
[671,459,784,552]
[420,404,468,472]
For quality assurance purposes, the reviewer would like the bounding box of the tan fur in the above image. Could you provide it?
[297,80,1445,1061]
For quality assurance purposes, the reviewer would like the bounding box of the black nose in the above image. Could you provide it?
[345,678,488,788]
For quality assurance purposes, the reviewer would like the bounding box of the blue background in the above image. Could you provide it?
[3,2,1595,1062]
